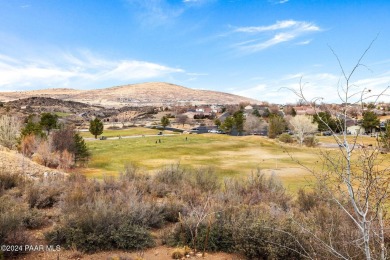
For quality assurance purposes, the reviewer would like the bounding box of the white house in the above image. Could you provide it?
[347,125,365,135]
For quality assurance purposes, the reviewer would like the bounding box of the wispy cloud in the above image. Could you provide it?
[234,20,301,33]
[126,0,212,26]
[126,0,185,26]
[233,84,267,98]
[296,39,312,45]
[268,0,289,4]
[232,72,390,104]
[231,20,320,53]
[0,51,184,90]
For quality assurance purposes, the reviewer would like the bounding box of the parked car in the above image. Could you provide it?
[339,142,347,147]
[323,131,332,136]
[99,136,107,140]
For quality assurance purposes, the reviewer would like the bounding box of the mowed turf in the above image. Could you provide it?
[81,129,323,192]
[317,134,380,146]
[79,127,179,138]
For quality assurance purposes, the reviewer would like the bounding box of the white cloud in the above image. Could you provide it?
[268,0,289,4]
[126,0,185,26]
[126,0,213,26]
[296,40,312,45]
[240,32,295,52]
[234,20,299,33]
[233,84,267,98]
[231,20,320,53]
[0,51,184,90]
[233,72,390,104]
[100,60,183,81]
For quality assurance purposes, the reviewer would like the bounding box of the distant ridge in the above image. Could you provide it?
[0,82,261,107]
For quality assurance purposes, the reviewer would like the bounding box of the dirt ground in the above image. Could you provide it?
[14,246,244,260]
[11,219,243,260]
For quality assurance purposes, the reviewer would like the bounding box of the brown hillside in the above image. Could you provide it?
[0,146,64,178]
[0,82,260,107]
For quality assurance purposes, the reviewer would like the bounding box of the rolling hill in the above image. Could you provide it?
[0,82,260,107]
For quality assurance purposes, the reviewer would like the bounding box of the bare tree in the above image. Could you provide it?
[57,150,74,170]
[20,134,39,157]
[0,115,21,149]
[268,104,281,115]
[289,115,318,146]
[117,112,129,128]
[290,38,389,260]
[244,114,264,134]
[176,114,189,127]
[35,140,54,167]
[179,195,213,254]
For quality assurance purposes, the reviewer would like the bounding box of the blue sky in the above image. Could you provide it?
[0,0,389,103]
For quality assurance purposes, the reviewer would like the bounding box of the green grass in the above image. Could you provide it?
[82,133,321,192]
[54,112,72,117]
[80,132,390,193]
[79,127,179,138]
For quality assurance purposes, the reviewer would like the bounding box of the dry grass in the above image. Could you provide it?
[80,129,390,193]
[82,133,323,192]
[317,134,380,146]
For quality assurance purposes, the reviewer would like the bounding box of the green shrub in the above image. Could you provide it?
[26,183,62,208]
[152,164,188,197]
[154,164,186,185]
[279,133,293,143]
[0,196,26,244]
[45,179,161,253]
[160,199,186,223]
[303,136,318,147]
[22,208,45,229]
[296,189,318,212]
[0,172,23,192]
[120,163,144,181]
[191,168,220,192]
[232,217,303,259]
[0,196,30,257]
[45,207,155,253]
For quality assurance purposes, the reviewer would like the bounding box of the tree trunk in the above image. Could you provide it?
[363,218,371,260]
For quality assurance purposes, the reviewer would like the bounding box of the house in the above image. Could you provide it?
[293,106,318,115]
[244,105,253,111]
[347,125,365,135]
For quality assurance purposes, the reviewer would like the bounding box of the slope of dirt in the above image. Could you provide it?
[0,82,261,107]
[0,146,64,178]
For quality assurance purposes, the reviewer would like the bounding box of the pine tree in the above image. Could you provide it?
[89,118,103,139]
[20,116,44,138]
[74,133,90,163]
[379,122,390,151]
[161,116,170,129]
[362,110,380,133]
[40,113,58,134]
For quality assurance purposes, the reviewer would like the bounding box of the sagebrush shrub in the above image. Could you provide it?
[303,136,318,147]
[278,133,293,143]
